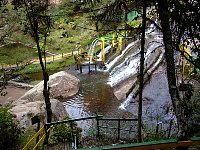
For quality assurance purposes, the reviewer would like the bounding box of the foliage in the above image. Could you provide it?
[16,127,36,150]
[169,0,200,56]
[48,116,82,145]
[0,3,22,45]
[179,86,200,137]
[0,107,21,150]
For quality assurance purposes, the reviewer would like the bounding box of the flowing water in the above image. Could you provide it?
[25,25,174,135]
[63,70,134,134]
[63,25,177,135]
[63,71,120,118]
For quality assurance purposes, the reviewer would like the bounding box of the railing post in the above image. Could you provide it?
[36,121,40,150]
[118,119,120,140]
[31,116,40,150]
[95,64,97,71]
[156,123,159,134]
[96,116,100,138]
[89,61,91,73]
[168,119,173,138]
[80,65,82,73]
[44,125,48,145]
[70,121,74,142]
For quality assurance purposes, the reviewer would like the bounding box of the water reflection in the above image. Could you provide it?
[64,72,120,119]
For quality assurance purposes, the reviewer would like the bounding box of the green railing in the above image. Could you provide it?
[23,115,200,150]
[22,115,139,149]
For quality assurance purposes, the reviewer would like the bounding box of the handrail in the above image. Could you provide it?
[22,116,139,150]
[97,118,138,121]
[22,126,45,150]
[33,127,51,150]
[45,115,103,126]
[22,126,52,150]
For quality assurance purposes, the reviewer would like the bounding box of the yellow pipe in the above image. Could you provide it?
[178,44,192,79]
[182,57,186,81]
[112,34,115,48]
[118,37,123,52]
[33,127,51,150]
[101,37,105,65]
[188,63,192,79]
[22,126,45,150]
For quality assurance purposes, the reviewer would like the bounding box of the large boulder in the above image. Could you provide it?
[18,71,80,102]
[11,99,67,129]
[11,71,80,129]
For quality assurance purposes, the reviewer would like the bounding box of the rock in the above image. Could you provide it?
[11,99,67,129]
[17,71,80,102]
[10,71,80,129]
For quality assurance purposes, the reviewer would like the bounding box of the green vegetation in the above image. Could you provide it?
[16,127,37,150]
[17,56,75,74]
[0,43,37,67]
[0,107,21,150]
[48,117,82,146]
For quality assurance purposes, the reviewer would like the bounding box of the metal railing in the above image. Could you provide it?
[22,115,139,149]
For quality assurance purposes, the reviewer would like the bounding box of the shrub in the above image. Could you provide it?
[48,117,82,145]
[0,107,21,150]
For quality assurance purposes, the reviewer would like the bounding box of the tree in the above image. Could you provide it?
[12,0,53,123]
[138,0,147,142]
[0,3,21,44]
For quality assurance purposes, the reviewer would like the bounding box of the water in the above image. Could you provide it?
[63,70,131,135]
[25,70,60,80]
[64,71,120,118]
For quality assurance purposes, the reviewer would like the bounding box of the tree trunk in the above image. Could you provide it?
[138,0,147,143]
[157,0,179,111]
[157,1,187,149]
[33,20,52,124]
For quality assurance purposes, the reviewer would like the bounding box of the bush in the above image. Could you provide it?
[0,107,21,150]
[48,117,82,145]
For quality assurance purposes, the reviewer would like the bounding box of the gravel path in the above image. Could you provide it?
[0,85,28,105]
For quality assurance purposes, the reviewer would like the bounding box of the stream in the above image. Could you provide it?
[62,25,177,136]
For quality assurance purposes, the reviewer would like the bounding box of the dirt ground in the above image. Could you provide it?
[0,85,28,105]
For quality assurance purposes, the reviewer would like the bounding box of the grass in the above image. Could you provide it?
[46,14,96,54]
[0,43,37,65]
[17,56,75,74]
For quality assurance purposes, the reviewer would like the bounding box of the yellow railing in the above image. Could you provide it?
[22,126,51,150]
